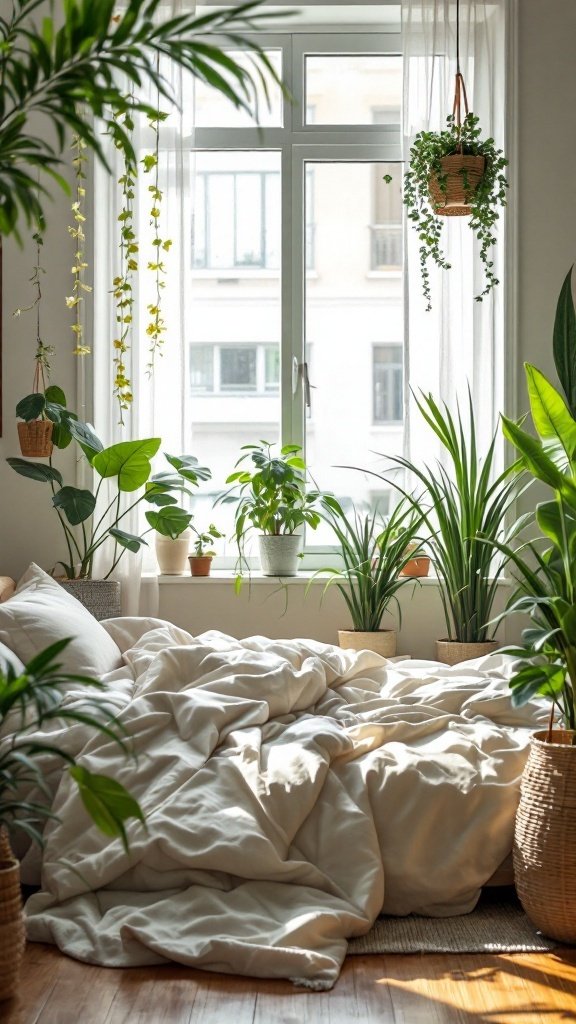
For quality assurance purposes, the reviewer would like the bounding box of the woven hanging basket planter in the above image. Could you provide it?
[0,829,26,1002]
[514,729,576,944]
[429,154,486,217]
[17,419,53,458]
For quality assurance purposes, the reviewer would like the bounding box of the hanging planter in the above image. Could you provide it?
[17,417,53,458]
[403,7,508,310]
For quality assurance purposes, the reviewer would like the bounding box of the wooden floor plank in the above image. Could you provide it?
[2,944,576,1024]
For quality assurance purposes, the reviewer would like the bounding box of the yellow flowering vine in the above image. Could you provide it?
[142,110,171,374]
[112,108,137,422]
[68,135,92,356]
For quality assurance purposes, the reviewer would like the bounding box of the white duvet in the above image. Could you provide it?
[22,620,546,989]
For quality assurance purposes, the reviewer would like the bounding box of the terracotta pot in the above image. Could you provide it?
[189,555,213,577]
[338,629,397,658]
[0,829,26,1002]
[435,639,499,666]
[429,154,486,217]
[514,730,576,943]
[58,579,122,620]
[400,556,431,578]
[155,529,191,575]
[17,419,53,458]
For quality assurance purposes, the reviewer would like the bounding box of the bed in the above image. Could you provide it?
[0,564,546,990]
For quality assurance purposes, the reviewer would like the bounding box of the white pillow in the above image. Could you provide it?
[0,639,24,677]
[0,564,122,678]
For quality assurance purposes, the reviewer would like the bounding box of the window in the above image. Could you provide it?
[373,344,403,423]
[193,170,281,270]
[190,344,280,396]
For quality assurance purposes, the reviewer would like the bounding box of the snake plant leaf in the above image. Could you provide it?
[109,528,146,553]
[145,506,192,539]
[525,363,576,458]
[69,765,145,854]
[16,393,46,421]
[93,438,161,491]
[552,267,576,417]
[6,457,63,486]
[52,486,96,526]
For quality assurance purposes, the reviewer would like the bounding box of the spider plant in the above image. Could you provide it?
[383,391,524,643]
[315,496,423,632]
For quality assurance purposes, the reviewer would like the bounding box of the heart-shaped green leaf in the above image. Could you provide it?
[52,486,96,525]
[145,506,192,538]
[16,393,46,421]
[93,439,161,491]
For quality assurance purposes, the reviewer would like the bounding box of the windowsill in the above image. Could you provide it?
[145,571,511,588]
[366,270,402,280]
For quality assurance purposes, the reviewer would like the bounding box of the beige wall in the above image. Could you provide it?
[0,0,573,650]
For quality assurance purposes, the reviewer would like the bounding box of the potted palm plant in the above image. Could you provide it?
[8,410,210,617]
[188,524,224,577]
[493,273,576,944]
[223,442,322,577]
[0,638,143,1001]
[314,496,423,657]
[385,391,522,664]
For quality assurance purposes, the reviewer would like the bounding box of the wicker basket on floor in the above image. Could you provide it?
[17,419,54,458]
[0,828,26,1002]
[429,154,486,217]
[514,729,576,944]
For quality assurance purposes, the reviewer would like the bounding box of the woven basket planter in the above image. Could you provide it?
[17,419,53,458]
[0,829,26,1002]
[429,154,486,217]
[338,629,397,658]
[436,639,499,666]
[58,579,122,621]
[514,729,576,944]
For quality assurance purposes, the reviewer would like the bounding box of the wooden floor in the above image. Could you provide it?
[3,944,576,1023]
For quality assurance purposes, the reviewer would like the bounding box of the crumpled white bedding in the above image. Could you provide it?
[22,620,547,989]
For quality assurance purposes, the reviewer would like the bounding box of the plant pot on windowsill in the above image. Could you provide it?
[155,529,191,575]
[338,629,397,658]
[258,534,302,577]
[0,829,26,1002]
[399,544,431,578]
[435,639,499,666]
[513,729,576,944]
[189,555,213,577]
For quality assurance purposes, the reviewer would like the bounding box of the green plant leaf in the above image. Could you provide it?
[44,384,67,407]
[109,527,146,553]
[553,267,576,417]
[501,415,566,489]
[67,419,104,460]
[52,486,96,526]
[6,457,63,486]
[16,393,46,421]
[525,363,576,457]
[93,439,161,491]
[145,506,192,539]
[69,765,144,854]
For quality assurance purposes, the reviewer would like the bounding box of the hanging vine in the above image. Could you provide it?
[142,109,171,374]
[13,221,55,386]
[112,107,138,423]
[68,134,92,355]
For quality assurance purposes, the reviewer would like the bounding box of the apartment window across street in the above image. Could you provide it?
[191,344,280,395]
[373,344,403,423]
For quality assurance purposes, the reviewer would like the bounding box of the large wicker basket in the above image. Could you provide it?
[17,419,54,458]
[58,579,122,620]
[0,829,26,1002]
[513,729,576,943]
[436,639,499,666]
[429,154,486,217]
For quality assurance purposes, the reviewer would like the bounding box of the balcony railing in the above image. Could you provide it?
[370,223,402,270]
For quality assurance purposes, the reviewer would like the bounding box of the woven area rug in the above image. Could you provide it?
[347,889,557,955]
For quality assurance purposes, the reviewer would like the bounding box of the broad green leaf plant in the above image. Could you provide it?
[0,0,288,239]
[384,392,522,644]
[495,273,576,734]
[314,497,423,633]
[8,395,211,578]
[0,638,143,850]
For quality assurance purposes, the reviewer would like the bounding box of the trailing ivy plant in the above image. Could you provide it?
[112,106,138,421]
[67,134,91,356]
[403,113,508,311]
[0,0,288,240]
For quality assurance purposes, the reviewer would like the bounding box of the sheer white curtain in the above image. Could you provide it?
[92,2,195,613]
[401,0,506,459]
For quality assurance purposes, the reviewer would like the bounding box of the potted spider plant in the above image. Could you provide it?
[222,442,322,578]
[0,638,143,1001]
[384,391,522,664]
[404,112,508,311]
[314,496,423,657]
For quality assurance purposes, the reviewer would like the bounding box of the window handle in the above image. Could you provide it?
[292,358,313,409]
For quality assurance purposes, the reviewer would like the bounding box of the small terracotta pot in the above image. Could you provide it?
[436,639,499,666]
[400,556,431,578]
[189,555,213,577]
[338,629,397,658]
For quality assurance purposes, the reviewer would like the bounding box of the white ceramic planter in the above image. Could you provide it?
[258,534,302,576]
[155,529,191,575]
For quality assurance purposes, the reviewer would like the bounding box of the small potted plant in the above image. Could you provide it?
[0,638,143,1001]
[314,496,423,657]
[404,112,508,310]
[188,523,224,577]
[15,384,66,459]
[222,441,322,577]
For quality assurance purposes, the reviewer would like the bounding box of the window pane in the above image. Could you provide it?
[304,161,404,540]
[265,346,280,391]
[190,344,214,393]
[235,176,262,267]
[220,347,257,392]
[305,55,401,125]
[194,49,283,128]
